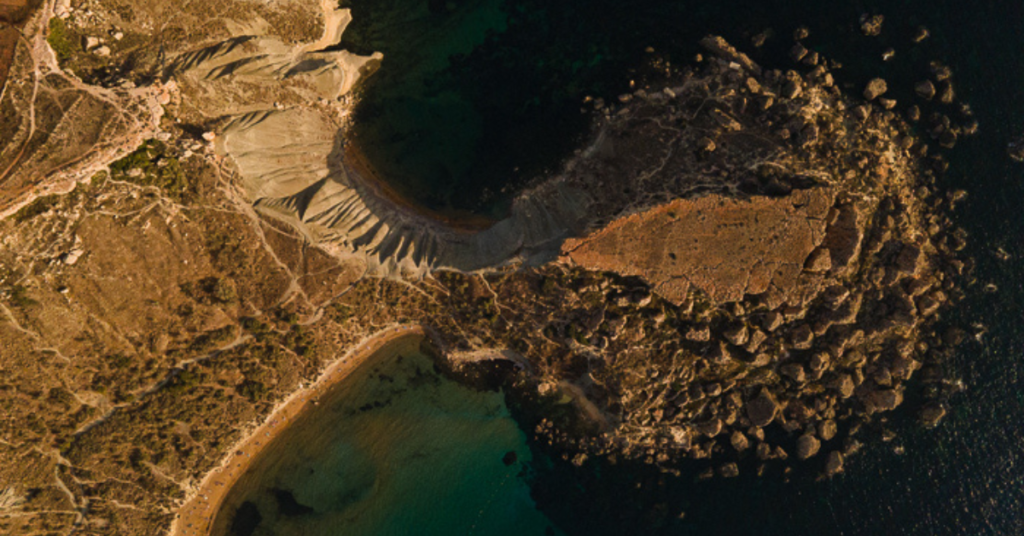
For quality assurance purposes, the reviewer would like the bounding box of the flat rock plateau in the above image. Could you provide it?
[0,2,972,535]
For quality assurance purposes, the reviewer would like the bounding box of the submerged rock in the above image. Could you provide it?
[824,451,845,475]
[1008,137,1024,162]
[860,14,885,36]
[916,80,937,100]
[920,404,947,428]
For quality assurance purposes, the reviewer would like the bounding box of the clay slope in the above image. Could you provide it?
[221,107,593,275]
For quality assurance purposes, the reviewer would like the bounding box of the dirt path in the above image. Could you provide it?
[169,323,427,536]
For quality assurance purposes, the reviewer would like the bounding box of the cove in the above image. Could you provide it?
[210,342,559,536]
[333,0,877,219]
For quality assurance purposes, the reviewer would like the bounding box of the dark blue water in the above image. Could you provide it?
[325,1,1024,534]
[505,2,1024,535]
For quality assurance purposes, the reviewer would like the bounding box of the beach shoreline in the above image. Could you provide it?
[169,324,428,536]
[340,139,500,233]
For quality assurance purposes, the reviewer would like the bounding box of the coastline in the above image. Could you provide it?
[169,324,428,536]
[340,140,499,232]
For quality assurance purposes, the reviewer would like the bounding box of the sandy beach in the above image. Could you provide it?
[169,324,428,536]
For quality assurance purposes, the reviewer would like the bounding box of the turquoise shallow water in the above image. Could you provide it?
[214,350,558,536]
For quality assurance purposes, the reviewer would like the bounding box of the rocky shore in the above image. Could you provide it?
[425,34,972,479]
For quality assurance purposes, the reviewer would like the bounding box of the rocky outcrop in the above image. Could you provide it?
[562,188,833,305]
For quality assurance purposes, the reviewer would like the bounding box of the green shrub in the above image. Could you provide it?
[237,380,268,402]
[109,140,192,200]
[6,285,37,308]
[14,195,60,222]
[168,369,201,393]
[47,18,75,63]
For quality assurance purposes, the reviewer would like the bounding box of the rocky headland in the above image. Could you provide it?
[0,1,975,534]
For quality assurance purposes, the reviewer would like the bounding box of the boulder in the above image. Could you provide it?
[790,324,814,349]
[915,80,936,100]
[763,311,784,332]
[938,81,955,104]
[745,77,762,94]
[731,430,750,451]
[747,390,780,427]
[834,374,855,399]
[916,291,945,317]
[796,434,821,459]
[781,363,806,383]
[931,63,953,81]
[863,78,888,101]
[745,329,767,353]
[1008,136,1024,162]
[686,325,712,341]
[707,342,735,365]
[860,14,884,36]
[895,243,922,275]
[804,247,832,273]
[671,427,693,447]
[824,451,844,475]
[781,79,802,100]
[723,324,749,346]
[818,419,838,441]
[822,202,865,273]
[698,418,723,438]
[790,43,808,62]
[809,352,830,372]
[920,404,947,428]
[699,35,762,75]
[719,462,740,478]
[861,387,903,413]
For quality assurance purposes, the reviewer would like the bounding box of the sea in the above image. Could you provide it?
[219,1,1024,534]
